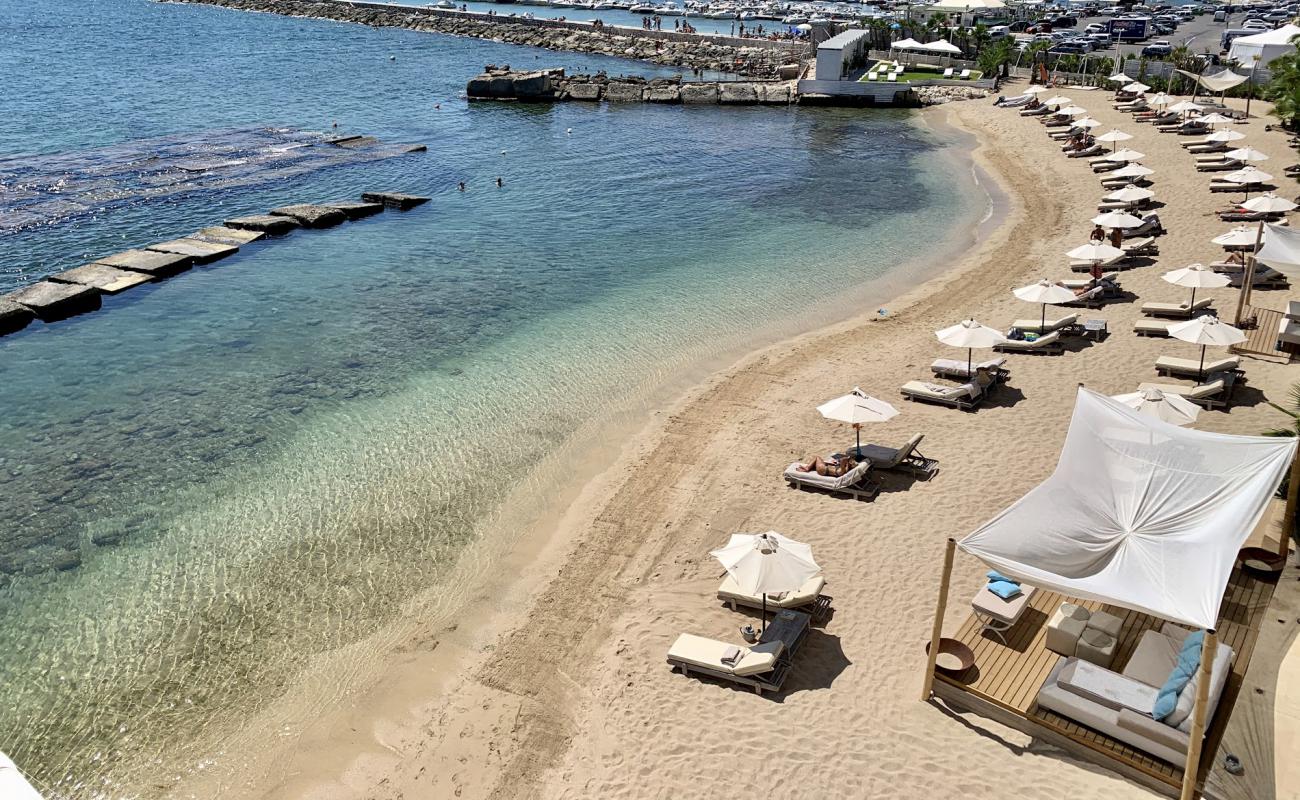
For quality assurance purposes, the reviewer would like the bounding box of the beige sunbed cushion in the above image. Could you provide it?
[1134,319,1172,335]
[783,459,871,490]
[668,633,784,676]
[972,584,1036,624]
[998,331,1060,349]
[1141,298,1211,315]
[1137,379,1225,399]
[718,574,825,609]
[901,380,971,400]
[1155,355,1239,375]
[1011,314,1077,332]
[1123,237,1155,252]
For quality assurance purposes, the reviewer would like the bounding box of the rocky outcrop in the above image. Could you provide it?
[162,0,800,76]
[915,85,991,106]
[467,67,795,106]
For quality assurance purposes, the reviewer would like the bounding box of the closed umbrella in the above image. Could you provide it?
[1106,183,1155,203]
[1013,279,1076,330]
[1168,316,1247,380]
[1242,193,1298,213]
[1162,263,1230,308]
[1111,388,1201,426]
[1206,128,1246,143]
[936,319,1006,376]
[1092,210,1145,228]
[1123,81,1150,93]
[1225,146,1270,163]
[1096,129,1132,151]
[1106,148,1146,162]
[816,387,899,454]
[711,531,820,633]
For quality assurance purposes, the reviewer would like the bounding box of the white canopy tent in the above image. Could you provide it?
[1228,23,1300,67]
[1255,221,1300,281]
[0,753,43,800]
[921,39,962,55]
[1177,68,1249,93]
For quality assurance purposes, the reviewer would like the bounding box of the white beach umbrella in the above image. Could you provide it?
[1198,112,1235,127]
[1067,242,1125,261]
[1105,72,1130,85]
[816,387,899,453]
[1123,81,1150,93]
[1096,129,1133,151]
[1092,210,1145,228]
[1212,226,1260,248]
[1106,148,1146,163]
[1242,193,1298,213]
[1074,117,1102,129]
[1168,316,1247,380]
[936,319,1007,376]
[1162,263,1230,307]
[1111,163,1154,179]
[1150,92,1171,108]
[1013,279,1076,330]
[1168,100,1204,114]
[711,531,820,632]
[1106,183,1155,203]
[1206,128,1246,143]
[1225,166,1273,199]
[1110,388,1201,426]
[1225,146,1270,163]
[1059,105,1089,117]
[1022,85,1049,95]
[1044,95,1073,107]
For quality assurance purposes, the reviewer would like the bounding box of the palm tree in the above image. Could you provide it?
[1264,41,1300,128]
[1263,381,1300,557]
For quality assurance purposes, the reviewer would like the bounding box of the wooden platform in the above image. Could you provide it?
[1235,304,1287,359]
[933,566,1278,797]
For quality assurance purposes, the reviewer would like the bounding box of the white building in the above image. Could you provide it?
[815,29,872,81]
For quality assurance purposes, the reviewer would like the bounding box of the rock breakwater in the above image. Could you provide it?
[466,67,796,104]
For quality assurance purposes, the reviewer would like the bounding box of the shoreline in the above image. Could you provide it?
[167,99,1022,800]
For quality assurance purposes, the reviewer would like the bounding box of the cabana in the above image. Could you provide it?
[1228,24,1300,68]
[921,389,1296,799]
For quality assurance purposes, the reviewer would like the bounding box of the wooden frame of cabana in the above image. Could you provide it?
[921,538,1278,800]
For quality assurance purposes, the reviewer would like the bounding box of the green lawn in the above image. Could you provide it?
[859,67,983,83]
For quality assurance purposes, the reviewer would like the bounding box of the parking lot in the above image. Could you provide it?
[1008,7,1274,65]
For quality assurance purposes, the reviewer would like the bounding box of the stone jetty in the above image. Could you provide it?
[467,67,795,105]
[0,190,431,337]
[162,0,800,77]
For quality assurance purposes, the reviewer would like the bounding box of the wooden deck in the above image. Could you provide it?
[933,566,1279,797]
[1234,304,1287,359]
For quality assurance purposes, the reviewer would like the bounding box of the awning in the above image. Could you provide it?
[1255,221,1300,279]
[958,388,1295,630]
[1178,68,1250,92]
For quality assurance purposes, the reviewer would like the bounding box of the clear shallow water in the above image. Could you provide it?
[0,0,985,795]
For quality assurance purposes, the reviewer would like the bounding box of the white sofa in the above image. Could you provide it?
[1036,622,1234,765]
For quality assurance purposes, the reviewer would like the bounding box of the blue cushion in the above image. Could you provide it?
[986,570,1019,586]
[1153,630,1205,720]
[987,580,1022,601]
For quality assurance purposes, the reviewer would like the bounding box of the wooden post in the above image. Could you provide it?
[1233,223,1265,326]
[1180,630,1218,800]
[921,537,957,701]
[1282,450,1300,558]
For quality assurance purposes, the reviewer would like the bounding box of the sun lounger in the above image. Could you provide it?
[929,357,1008,383]
[1123,215,1162,238]
[994,331,1064,354]
[1058,285,1106,308]
[1100,177,1152,190]
[1211,180,1270,192]
[867,71,879,81]
[1139,298,1213,318]
[972,584,1037,643]
[850,432,941,480]
[1096,198,1148,210]
[1134,319,1173,337]
[782,459,878,500]
[1154,355,1241,378]
[1021,106,1051,117]
[1122,236,1157,255]
[1225,265,1290,289]
[718,573,829,617]
[1090,158,1124,173]
[887,73,898,82]
[959,69,971,80]
[1060,273,1119,290]
[1137,376,1232,409]
[1010,313,1078,334]
[1219,209,1284,222]
[1069,251,1130,271]
[667,633,789,694]
[1197,158,1244,172]
[899,379,986,410]
[996,94,1032,108]
[942,67,954,78]
[1069,145,1104,158]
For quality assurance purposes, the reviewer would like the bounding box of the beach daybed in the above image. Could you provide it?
[1069,145,1104,158]
[1061,273,1119,291]
[899,380,986,410]
[972,583,1037,644]
[1137,377,1232,409]
[667,634,789,694]
[1036,624,1235,766]
[851,432,941,480]
[1134,319,1173,337]
[718,573,829,617]
[1196,159,1244,173]
[1010,314,1078,334]
[1211,180,1270,193]
[930,357,1008,382]
[1154,355,1241,379]
[943,67,954,78]
[994,332,1064,354]
[1058,285,1106,308]
[782,459,879,500]
[1124,215,1163,238]
[1139,298,1213,318]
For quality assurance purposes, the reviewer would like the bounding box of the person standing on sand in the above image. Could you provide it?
[1109,227,1123,249]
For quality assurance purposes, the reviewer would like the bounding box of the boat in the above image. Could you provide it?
[781,13,808,23]
[630,3,656,10]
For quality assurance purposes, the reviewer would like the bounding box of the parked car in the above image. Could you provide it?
[1050,41,1091,54]
[1052,14,1079,26]
[1008,19,1032,31]
[1087,32,1113,46]
[989,24,1010,38]
[1141,40,1173,56]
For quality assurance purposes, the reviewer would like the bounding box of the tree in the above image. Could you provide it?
[977,37,1014,78]
[1263,381,1300,555]
[1264,38,1300,128]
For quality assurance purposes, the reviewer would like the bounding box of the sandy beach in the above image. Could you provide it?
[199,91,1300,800]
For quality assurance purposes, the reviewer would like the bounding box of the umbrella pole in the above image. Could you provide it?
[761,593,768,635]
[1198,344,1207,382]
[855,424,861,458]
[1189,286,1196,309]
[1040,303,1047,332]
[967,348,972,378]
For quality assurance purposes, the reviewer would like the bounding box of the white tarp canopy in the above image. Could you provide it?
[1178,68,1250,92]
[0,753,43,800]
[1255,221,1300,279]
[891,37,923,50]
[958,388,1295,630]
[930,0,1005,9]
[1229,23,1300,67]
[922,39,963,54]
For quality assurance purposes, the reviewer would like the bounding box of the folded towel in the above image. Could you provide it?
[987,580,1022,601]
[721,646,742,665]
[986,570,1019,585]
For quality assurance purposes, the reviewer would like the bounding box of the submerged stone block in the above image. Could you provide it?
[0,298,36,336]
[604,82,645,102]
[719,83,759,104]
[50,263,153,294]
[192,226,266,245]
[224,214,300,234]
[269,204,348,228]
[646,86,681,103]
[566,83,603,101]
[360,192,430,210]
[145,238,238,265]
[680,84,720,105]
[5,281,101,321]
[321,201,385,220]
[94,248,193,277]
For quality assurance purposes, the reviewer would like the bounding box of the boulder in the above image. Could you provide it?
[567,82,603,101]
[604,82,645,102]
[145,238,239,264]
[321,201,385,219]
[225,214,301,234]
[758,83,791,104]
[361,192,430,210]
[5,281,102,321]
[646,86,681,103]
[511,71,554,98]
[94,249,193,277]
[269,204,349,228]
[0,297,35,336]
[719,83,758,104]
[49,264,152,294]
[679,83,719,105]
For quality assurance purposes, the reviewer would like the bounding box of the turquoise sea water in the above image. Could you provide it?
[0,0,987,795]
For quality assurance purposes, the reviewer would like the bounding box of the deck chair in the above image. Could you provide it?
[1154,355,1241,378]
[1009,313,1078,334]
[1123,214,1162,238]
[1060,273,1119,291]
[959,69,971,79]
[1137,376,1231,409]
[899,379,985,410]
[1058,285,1106,308]
[1197,158,1244,172]
[1211,180,1267,193]
[1139,298,1212,318]
[851,432,940,480]
[782,459,878,500]
[667,634,788,695]
[942,67,954,78]
[718,573,829,617]
[929,357,1008,382]
[972,584,1037,644]
[1133,318,1173,337]
[887,72,898,82]
[993,331,1064,354]
[1069,145,1103,158]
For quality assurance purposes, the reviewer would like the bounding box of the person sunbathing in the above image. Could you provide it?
[795,455,857,477]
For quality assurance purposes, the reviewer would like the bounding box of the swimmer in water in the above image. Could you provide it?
[495,177,503,187]
[458,181,466,192]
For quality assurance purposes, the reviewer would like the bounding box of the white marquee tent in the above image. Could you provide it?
[957,388,1295,631]
[0,753,43,800]
[1228,23,1300,67]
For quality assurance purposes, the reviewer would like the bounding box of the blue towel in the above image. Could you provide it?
[1153,630,1205,720]
[987,580,1022,601]
[986,570,1019,586]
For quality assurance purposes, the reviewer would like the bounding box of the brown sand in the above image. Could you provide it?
[206,92,1299,800]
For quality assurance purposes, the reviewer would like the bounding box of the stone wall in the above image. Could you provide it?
[466,67,795,104]
[913,85,990,106]
[162,0,803,76]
